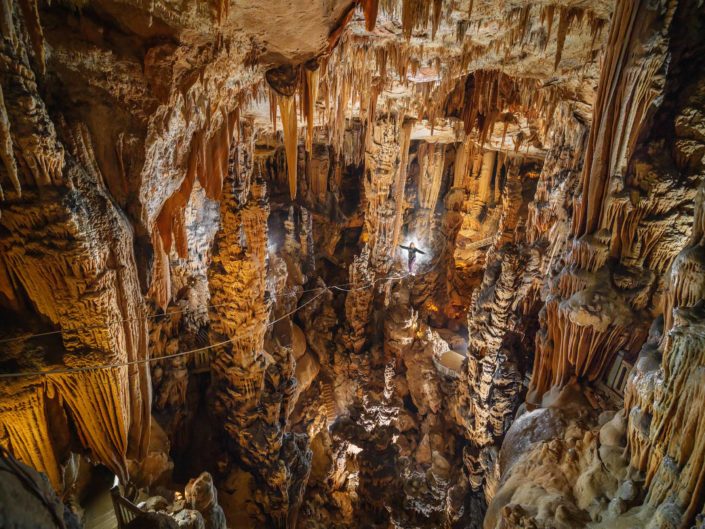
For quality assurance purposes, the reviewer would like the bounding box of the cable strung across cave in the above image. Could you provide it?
[0,282,332,345]
[0,266,422,379]
[0,233,451,349]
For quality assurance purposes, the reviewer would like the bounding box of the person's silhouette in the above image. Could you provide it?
[399,242,426,274]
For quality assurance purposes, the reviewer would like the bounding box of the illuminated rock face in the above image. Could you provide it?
[2,1,705,529]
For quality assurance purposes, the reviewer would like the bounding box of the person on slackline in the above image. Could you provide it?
[399,242,426,274]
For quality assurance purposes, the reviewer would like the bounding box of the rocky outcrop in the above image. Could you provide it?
[0,3,151,487]
[528,0,678,402]
[0,449,81,529]
[488,3,705,529]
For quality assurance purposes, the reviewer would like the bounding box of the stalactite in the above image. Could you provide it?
[156,109,237,257]
[18,0,45,74]
[431,0,443,40]
[361,0,379,32]
[327,3,356,53]
[303,66,319,154]
[0,386,61,488]
[278,94,299,199]
[0,124,150,489]
[542,4,555,44]
[269,88,278,134]
[573,0,675,238]
[532,282,642,399]
[50,368,131,482]
[402,0,430,41]
[554,7,570,71]
[216,0,229,25]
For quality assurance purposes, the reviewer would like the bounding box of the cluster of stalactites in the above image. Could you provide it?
[442,70,561,149]
[527,0,678,404]
[358,0,446,40]
[149,77,267,310]
[455,3,607,69]
[571,0,676,240]
[0,97,150,493]
[315,1,597,159]
[265,60,323,201]
[263,32,421,202]
[413,2,607,135]
[252,0,610,209]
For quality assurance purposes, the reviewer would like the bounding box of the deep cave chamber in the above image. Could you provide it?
[2,1,705,529]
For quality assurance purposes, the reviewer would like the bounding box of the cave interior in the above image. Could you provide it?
[2,1,705,529]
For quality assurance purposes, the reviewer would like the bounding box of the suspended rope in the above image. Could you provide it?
[0,269,405,379]
[0,218,468,380]
[0,283,330,346]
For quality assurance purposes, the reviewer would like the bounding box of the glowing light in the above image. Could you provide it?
[346,443,363,455]
[399,230,433,267]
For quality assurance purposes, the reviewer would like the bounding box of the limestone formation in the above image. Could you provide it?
[1,1,705,529]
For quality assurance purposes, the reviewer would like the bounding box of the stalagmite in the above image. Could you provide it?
[392,120,414,250]
[418,143,445,213]
[0,85,20,197]
[344,245,375,353]
[362,118,403,270]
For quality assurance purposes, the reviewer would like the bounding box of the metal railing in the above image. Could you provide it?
[463,236,495,250]
[110,486,144,529]
[604,352,633,397]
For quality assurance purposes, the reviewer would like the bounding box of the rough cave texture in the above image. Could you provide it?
[2,1,705,529]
